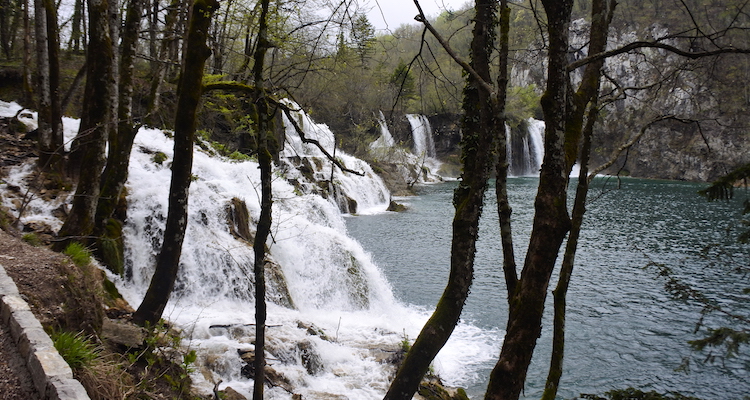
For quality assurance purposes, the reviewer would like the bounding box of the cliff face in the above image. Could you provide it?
[510,20,750,181]
[593,117,750,182]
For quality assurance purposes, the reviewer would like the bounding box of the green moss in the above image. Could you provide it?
[152,152,168,165]
[96,218,125,276]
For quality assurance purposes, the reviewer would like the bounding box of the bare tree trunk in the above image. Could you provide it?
[94,0,144,275]
[21,0,32,105]
[383,1,500,398]
[542,99,596,400]
[484,1,574,399]
[251,1,272,397]
[146,0,180,127]
[68,0,84,52]
[33,0,62,173]
[57,0,114,247]
[133,0,218,327]
[541,2,615,398]
[34,0,51,160]
[0,0,19,59]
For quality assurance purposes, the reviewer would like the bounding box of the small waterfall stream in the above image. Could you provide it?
[406,114,436,158]
[508,118,545,176]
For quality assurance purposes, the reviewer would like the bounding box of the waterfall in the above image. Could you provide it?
[369,110,395,151]
[280,101,390,214]
[406,114,436,158]
[0,100,497,399]
[507,118,545,176]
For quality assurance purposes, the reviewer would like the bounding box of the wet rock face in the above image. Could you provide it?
[593,119,750,182]
[427,114,462,160]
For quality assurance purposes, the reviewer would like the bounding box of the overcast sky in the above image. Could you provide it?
[365,0,469,33]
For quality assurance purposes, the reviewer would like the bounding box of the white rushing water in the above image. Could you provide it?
[0,100,500,399]
[406,114,436,159]
[507,118,545,176]
[369,112,443,184]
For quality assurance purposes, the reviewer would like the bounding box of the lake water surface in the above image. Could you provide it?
[346,177,749,399]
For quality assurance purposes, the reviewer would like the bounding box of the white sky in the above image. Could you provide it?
[365,0,470,33]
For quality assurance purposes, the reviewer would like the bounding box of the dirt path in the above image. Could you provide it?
[0,317,41,400]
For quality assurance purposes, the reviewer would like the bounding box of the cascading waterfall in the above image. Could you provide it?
[406,114,436,158]
[368,113,443,184]
[280,101,390,214]
[368,111,395,157]
[507,118,545,176]
[0,100,499,399]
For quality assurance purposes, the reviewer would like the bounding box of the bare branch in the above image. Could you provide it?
[588,114,676,180]
[412,0,496,97]
[568,41,750,72]
[202,82,366,177]
[277,104,365,176]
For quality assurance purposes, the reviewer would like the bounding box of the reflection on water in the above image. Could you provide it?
[346,177,749,399]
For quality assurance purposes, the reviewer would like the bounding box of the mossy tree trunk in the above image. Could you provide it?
[494,0,517,300]
[251,0,273,398]
[541,2,615,398]
[485,1,616,399]
[133,0,219,326]
[383,0,501,398]
[484,1,574,399]
[94,0,145,275]
[57,0,114,247]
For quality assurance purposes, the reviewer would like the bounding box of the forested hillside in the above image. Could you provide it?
[1,1,747,182]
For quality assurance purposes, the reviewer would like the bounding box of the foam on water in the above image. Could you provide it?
[0,100,502,398]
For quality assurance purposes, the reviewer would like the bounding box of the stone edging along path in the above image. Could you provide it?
[0,262,91,400]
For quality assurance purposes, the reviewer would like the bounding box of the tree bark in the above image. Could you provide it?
[541,2,615,397]
[33,0,62,173]
[68,0,84,52]
[22,0,32,105]
[133,0,218,327]
[94,0,144,275]
[251,1,272,398]
[145,0,181,127]
[383,1,499,398]
[56,0,114,247]
[484,1,574,399]
[494,0,517,300]
[542,99,597,400]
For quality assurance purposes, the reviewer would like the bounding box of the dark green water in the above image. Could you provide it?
[346,177,749,399]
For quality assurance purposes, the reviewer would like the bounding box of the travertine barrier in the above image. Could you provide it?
[0,263,91,400]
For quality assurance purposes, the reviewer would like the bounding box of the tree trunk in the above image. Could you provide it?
[494,0,517,300]
[33,0,51,166]
[69,0,84,52]
[22,0,32,105]
[133,0,218,327]
[484,1,574,399]
[252,0,272,397]
[57,0,114,247]
[542,99,597,400]
[94,0,144,275]
[40,0,62,173]
[383,1,499,398]
[146,0,181,127]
